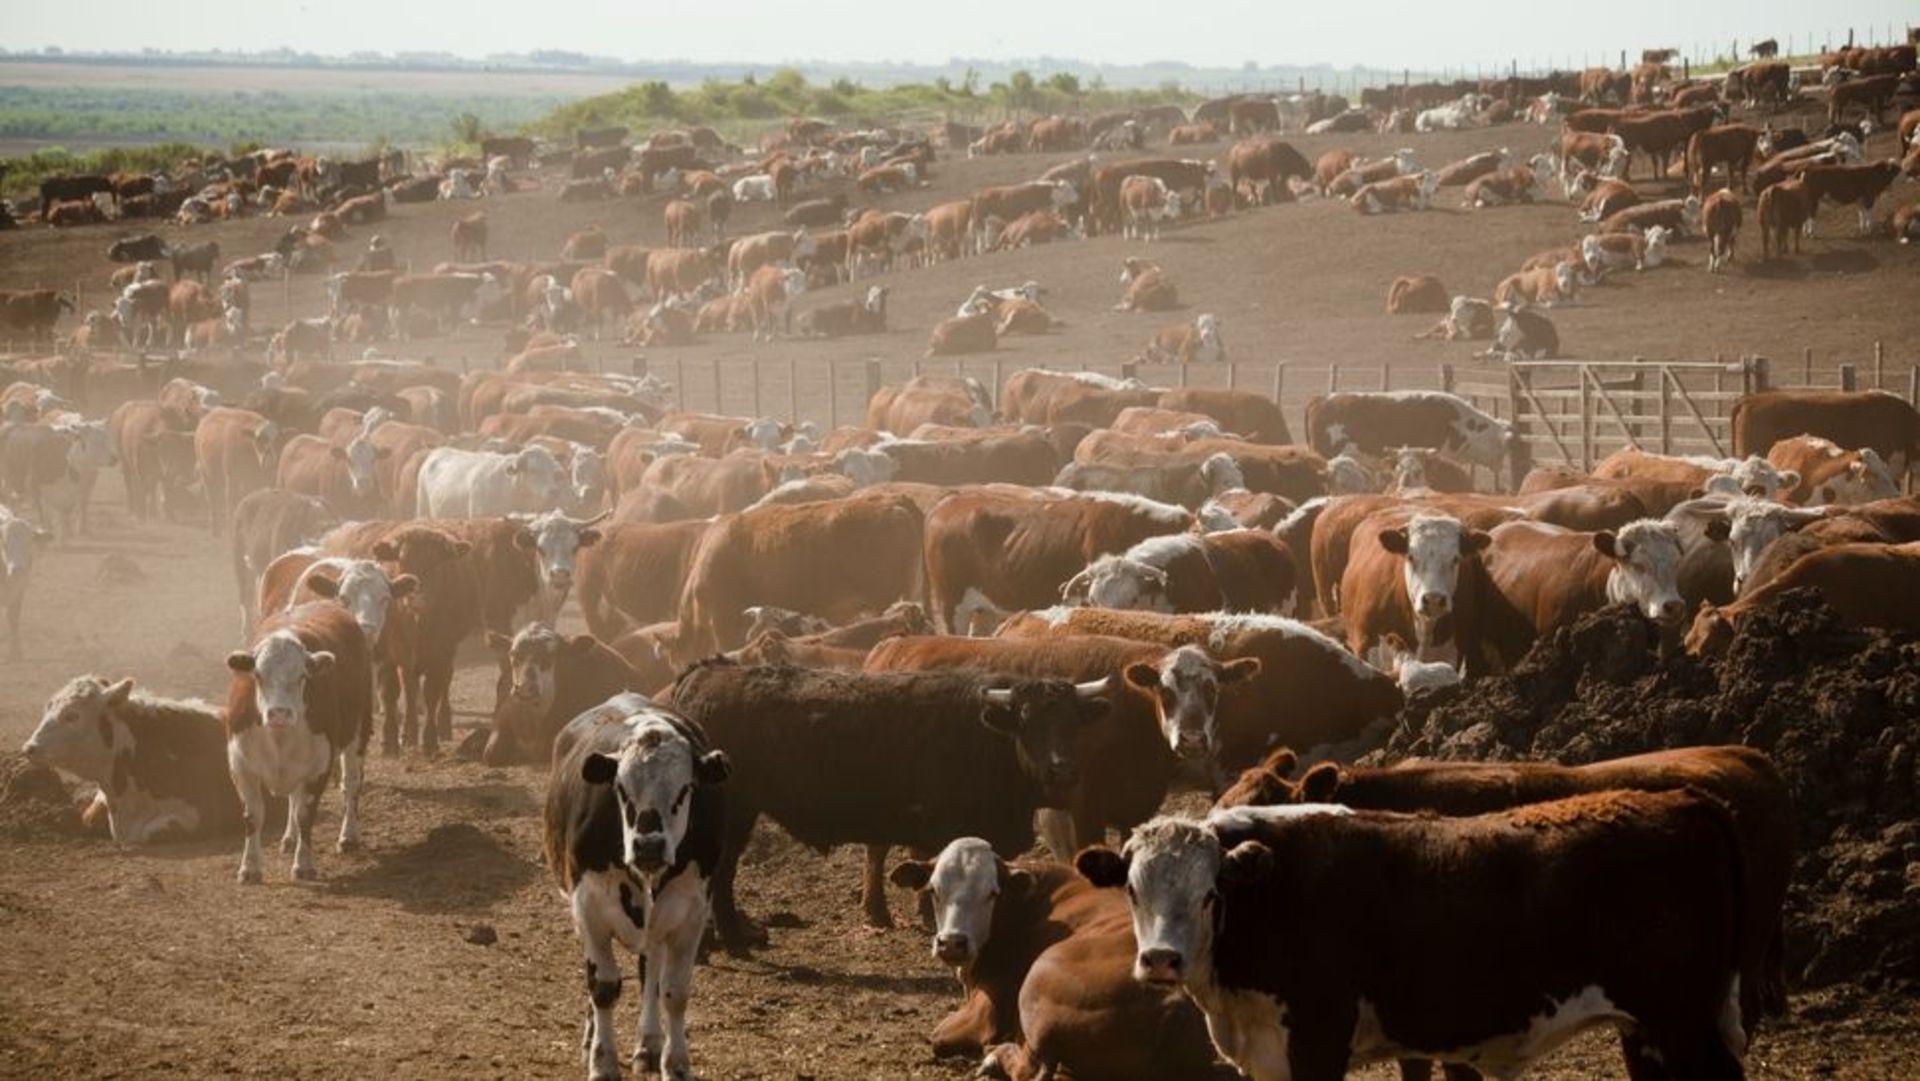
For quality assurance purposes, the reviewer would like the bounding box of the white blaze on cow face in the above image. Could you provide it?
[1729,455,1789,499]
[1108,817,1224,987]
[1073,555,1172,612]
[1381,514,1482,622]
[227,631,335,728]
[302,558,409,647]
[1724,500,1825,591]
[515,509,606,598]
[742,417,786,450]
[890,837,1015,972]
[0,510,46,582]
[1817,449,1899,504]
[23,675,136,779]
[1598,519,1689,624]
[502,623,562,705]
[1125,646,1262,758]
[580,714,728,880]
[335,434,384,497]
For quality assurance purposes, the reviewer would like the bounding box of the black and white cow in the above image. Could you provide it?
[543,692,731,1081]
[1303,390,1520,473]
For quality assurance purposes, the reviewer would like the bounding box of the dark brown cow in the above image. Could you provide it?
[481,623,638,765]
[664,659,1115,945]
[1386,275,1450,314]
[1798,159,1903,236]
[675,492,924,658]
[320,521,473,753]
[924,487,1192,633]
[1158,387,1292,444]
[1080,791,1749,1080]
[224,602,372,882]
[1226,137,1311,204]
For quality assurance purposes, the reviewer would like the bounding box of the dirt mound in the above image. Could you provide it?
[0,753,89,841]
[1370,590,1920,993]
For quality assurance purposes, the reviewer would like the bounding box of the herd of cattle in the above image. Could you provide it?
[3,37,1919,372]
[1,33,1918,1081]
[6,336,1920,1077]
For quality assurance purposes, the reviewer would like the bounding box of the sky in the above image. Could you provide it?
[8,0,1916,73]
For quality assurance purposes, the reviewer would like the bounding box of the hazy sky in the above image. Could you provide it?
[10,0,1916,72]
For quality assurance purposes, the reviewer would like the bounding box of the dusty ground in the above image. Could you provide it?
[1,99,1918,1079]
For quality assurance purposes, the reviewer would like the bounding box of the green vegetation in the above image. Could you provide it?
[527,67,1196,141]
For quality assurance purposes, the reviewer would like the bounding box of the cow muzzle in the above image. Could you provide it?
[628,834,669,873]
[1417,592,1451,618]
[934,933,972,965]
[1656,598,1687,624]
[1137,948,1185,986]
[266,706,296,727]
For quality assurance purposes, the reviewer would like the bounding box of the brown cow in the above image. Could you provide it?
[1686,123,1762,194]
[1337,510,1493,671]
[868,374,993,433]
[1732,389,1920,476]
[926,312,997,356]
[1689,541,1920,654]
[1386,275,1449,314]
[1757,177,1811,259]
[481,623,637,765]
[674,493,924,658]
[223,602,372,882]
[193,407,281,534]
[1767,435,1901,505]
[1702,189,1742,272]
[109,399,197,521]
[640,451,785,517]
[574,519,710,639]
[1114,258,1178,312]
[230,488,338,636]
[450,211,487,261]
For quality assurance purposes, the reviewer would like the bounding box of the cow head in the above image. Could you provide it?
[1686,601,1738,656]
[741,417,788,451]
[888,837,1031,973]
[511,509,607,599]
[1816,449,1898,504]
[1199,452,1244,495]
[1123,646,1262,758]
[329,434,389,498]
[1214,748,1302,808]
[53,418,116,471]
[1063,554,1169,611]
[1720,499,1824,592]
[1727,455,1790,499]
[227,630,334,729]
[505,445,568,507]
[1643,225,1674,267]
[979,677,1112,798]
[1379,513,1490,623]
[304,558,414,648]
[580,713,730,880]
[568,448,608,511]
[1596,519,1689,624]
[23,675,136,782]
[0,512,49,581]
[834,446,897,487]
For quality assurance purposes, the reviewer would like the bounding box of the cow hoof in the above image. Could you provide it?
[337,837,362,854]
[293,866,318,882]
[862,906,894,930]
[381,740,400,757]
[237,868,262,885]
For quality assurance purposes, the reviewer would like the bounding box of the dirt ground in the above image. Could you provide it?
[2,100,1919,1079]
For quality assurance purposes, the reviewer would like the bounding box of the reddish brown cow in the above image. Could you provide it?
[109,399,197,521]
[640,451,785,517]
[868,374,992,433]
[193,407,281,534]
[926,312,997,356]
[1686,123,1762,194]
[481,623,638,765]
[1386,275,1449,314]
[572,519,710,639]
[1689,541,1920,654]
[1732,389,1920,476]
[1798,160,1903,236]
[1757,177,1811,259]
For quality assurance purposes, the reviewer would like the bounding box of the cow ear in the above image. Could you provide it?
[106,677,135,705]
[1776,469,1800,490]
[695,749,732,784]
[1705,519,1732,543]
[390,573,418,598]
[1464,530,1492,554]
[485,631,511,652]
[306,572,340,598]
[1592,530,1620,559]
[1378,527,1409,554]
[979,694,1019,735]
[578,529,601,547]
[1299,762,1342,802]
[451,541,473,557]
[582,752,618,785]
[1220,656,1263,684]
[226,651,256,673]
[305,651,336,676]
[329,445,348,459]
[371,541,398,561]
[1074,846,1129,888]
[565,635,598,656]
[1122,662,1161,694]
[1264,748,1298,777]
[1219,839,1274,885]
[511,529,536,550]
[889,859,932,891]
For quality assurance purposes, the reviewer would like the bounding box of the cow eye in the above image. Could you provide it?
[1203,889,1219,908]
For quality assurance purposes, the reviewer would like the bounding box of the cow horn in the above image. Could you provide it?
[982,687,1014,705]
[1060,569,1092,602]
[1072,677,1112,699]
[572,509,612,528]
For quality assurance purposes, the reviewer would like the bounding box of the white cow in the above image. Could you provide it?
[0,505,49,659]
[49,418,117,536]
[732,175,778,202]
[414,445,569,518]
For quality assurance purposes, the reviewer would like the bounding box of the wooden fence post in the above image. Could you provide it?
[1327,365,1339,393]
[788,356,798,425]
[674,357,686,412]
[1120,362,1138,383]
[1579,365,1593,472]
[1271,363,1284,405]
[1439,364,1455,394]
[1658,366,1672,454]
[828,360,839,428]
[863,359,883,417]
[1749,355,1770,393]
[1227,362,1238,391]
[1874,340,1884,389]
[750,361,762,418]
[1803,346,1813,387]
[1840,364,1857,391]
[1378,364,1392,392]
[710,360,723,413]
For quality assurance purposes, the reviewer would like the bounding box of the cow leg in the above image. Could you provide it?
[232,769,267,884]
[650,878,705,1080]
[336,743,365,852]
[7,597,20,661]
[710,811,767,952]
[403,666,424,749]
[861,844,894,927]
[289,772,325,880]
[577,934,624,1081]
[377,662,402,754]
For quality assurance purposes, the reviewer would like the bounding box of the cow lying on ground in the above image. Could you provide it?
[1060,529,1295,615]
[482,623,638,765]
[23,675,245,843]
[889,838,1220,1078]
